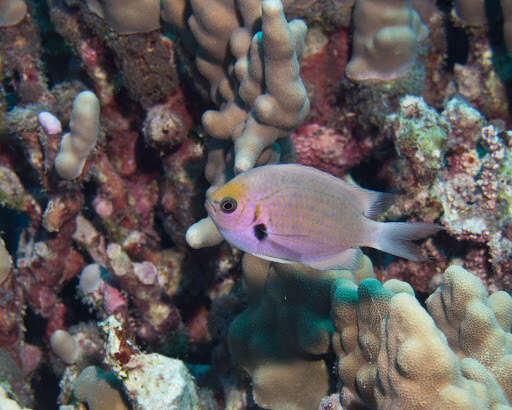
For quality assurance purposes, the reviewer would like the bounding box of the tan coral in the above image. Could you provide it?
[454,0,487,25]
[0,0,26,27]
[228,256,363,410]
[0,237,12,285]
[85,0,160,34]
[200,0,309,172]
[426,265,512,401]
[54,91,100,180]
[331,263,413,407]
[251,361,328,410]
[185,0,308,248]
[489,291,512,332]
[346,0,428,81]
[375,292,511,409]
[161,0,188,31]
[74,366,128,410]
[233,0,309,172]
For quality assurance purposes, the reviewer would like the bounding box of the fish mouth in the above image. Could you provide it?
[204,199,215,215]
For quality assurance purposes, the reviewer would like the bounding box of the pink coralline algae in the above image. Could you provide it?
[292,123,371,177]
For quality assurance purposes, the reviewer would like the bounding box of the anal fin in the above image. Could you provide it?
[252,253,295,264]
[302,248,363,271]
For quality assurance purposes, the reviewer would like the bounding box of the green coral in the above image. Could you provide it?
[495,132,512,217]
[0,166,27,211]
[389,95,450,182]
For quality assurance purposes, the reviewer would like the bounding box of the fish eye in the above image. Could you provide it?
[220,197,237,213]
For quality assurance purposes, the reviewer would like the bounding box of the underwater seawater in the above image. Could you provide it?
[0,0,511,408]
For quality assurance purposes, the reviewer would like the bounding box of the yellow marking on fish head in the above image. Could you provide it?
[209,179,248,204]
[207,179,256,231]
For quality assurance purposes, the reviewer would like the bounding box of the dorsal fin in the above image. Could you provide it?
[340,177,395,219]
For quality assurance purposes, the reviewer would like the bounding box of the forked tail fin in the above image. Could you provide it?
[370,221,442,261]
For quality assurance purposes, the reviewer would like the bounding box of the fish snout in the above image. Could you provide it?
[205,199,216,215]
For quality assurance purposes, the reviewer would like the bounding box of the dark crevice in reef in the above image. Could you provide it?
[0,141,47,209]
[22,309,60,409]
[30,0,75,87]
[23,306,46,347]
[0,207,29,255]
[135,128,163,174]
[61,277,100,327]
[30,362,60,410]
[350,141,395,193]
[81,179,99,222]
[436,0,469,69]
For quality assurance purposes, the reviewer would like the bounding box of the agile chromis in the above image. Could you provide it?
[205,164,441,270]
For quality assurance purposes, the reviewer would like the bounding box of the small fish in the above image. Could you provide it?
[205,164,441,270]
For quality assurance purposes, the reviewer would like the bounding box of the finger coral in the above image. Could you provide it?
[376,292,511,409]
[54,91,100,180]
[179,0,309,173]
[185,0,309,248]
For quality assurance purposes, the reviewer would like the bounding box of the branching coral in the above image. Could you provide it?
[331,267,414,407]
[376,293,511,409]
[228,251,512,410]
[186,0,309,249]
[330,263,512,409]
[178,0,309,173]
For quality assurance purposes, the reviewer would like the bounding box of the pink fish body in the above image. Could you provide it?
[206,164,440,270]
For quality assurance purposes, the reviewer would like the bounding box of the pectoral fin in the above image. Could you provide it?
[252,253,295,264]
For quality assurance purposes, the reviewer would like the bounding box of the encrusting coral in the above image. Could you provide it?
[346,0,428,81]
[454,0,486,25]
[0,0,26,27]
[85,0,160,34]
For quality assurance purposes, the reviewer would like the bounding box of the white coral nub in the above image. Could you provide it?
[55,91,100,180]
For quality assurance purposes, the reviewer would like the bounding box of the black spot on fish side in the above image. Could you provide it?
[254,224,267,241]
